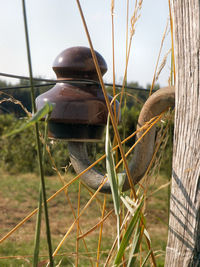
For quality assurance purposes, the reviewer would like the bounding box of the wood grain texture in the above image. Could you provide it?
[165,0,200,266]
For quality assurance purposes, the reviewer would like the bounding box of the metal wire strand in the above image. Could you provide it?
[0,71,154,92]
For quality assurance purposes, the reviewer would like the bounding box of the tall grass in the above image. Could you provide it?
[0,0,174,266]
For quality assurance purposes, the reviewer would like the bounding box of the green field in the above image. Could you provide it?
[0,170,169,266]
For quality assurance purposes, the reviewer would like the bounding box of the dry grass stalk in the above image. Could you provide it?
[0,96,30,117]
[78,209,114,240]
[75,181,81,267]
[149,19,169,95]
[116,112,165,170]
[76,0,137,199]
[117,0,144,124]
[96,195,106,266]
[168,0,176,83]
[111,0,114,15]
[51,178,109,259]
[111,0,117,121]
[155,48,171,82]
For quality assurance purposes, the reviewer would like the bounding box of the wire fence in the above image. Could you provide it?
[0,72,154,92]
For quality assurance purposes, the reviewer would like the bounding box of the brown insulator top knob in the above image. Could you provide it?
[53,46,107,81]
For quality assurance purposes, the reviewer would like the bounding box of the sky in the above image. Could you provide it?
[0,0,171,88]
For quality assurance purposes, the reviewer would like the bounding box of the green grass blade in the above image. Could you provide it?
[3,102,55,138]
[33,114,49,266]
[127,220,144,267]
[22,1,54,265]
[141,250,152,267]
[114,198,143,265]
[33,188,43,266]
[105,116,120,215]
[105,116,121,248]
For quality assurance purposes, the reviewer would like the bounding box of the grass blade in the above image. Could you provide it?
[127,220,144,267]
[120,194,138,214]
[105,116,120,215]
[33,187,43,266]
[114,198,143,265]
[3,102,54,138]
[33,114,50,266]
[105,116,121,248]
[141,250,152,267]
[22,1,54,265]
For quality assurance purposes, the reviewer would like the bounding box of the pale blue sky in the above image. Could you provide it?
[0,0,170,87]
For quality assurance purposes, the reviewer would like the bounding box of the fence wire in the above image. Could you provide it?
[0,72,154,92]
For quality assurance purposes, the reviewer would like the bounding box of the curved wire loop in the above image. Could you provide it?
[68,86,175,194]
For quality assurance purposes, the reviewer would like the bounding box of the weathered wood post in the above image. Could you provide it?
[165,0,200,266]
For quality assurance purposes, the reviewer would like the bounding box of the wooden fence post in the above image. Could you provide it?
[165,0,200,266]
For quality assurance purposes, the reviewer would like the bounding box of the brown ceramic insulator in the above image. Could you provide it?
[36,46,117,141]
[53,46,107,81]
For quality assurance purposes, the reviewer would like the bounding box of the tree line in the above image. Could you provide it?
[0,79,159,116]
[0,79,171,177]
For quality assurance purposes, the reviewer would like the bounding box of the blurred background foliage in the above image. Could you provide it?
[0,79,173,177]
